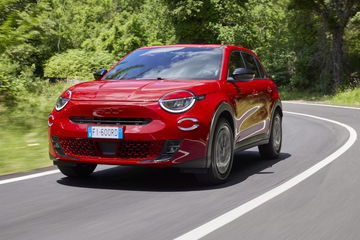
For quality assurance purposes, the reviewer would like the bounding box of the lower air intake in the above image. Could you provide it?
[57,137,165,161]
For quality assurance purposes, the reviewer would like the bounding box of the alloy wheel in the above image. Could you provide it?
[214,125,232,174]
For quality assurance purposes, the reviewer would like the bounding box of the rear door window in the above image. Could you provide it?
[254,57,267,78]
[241,52,261,79]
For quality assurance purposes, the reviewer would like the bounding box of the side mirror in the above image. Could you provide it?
[228,68,254,82]
[93,68,108,80]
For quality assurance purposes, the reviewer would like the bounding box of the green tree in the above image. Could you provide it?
[290,0,360,90]
[344,11,360,87]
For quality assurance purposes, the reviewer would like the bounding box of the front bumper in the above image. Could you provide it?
[49,100,210,167]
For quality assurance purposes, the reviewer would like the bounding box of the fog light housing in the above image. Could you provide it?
[50,136,77,159]
[139,140,181,163]
[51,135,66,156]
[155,140,181,162]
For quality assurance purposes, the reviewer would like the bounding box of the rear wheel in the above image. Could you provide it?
[197,118,234,185]
[258,111,282,160]
[57,162,97,178]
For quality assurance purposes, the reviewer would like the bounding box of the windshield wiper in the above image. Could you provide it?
[135,77,164,80]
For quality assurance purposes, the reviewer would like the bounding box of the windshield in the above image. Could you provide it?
[104,47,223,80]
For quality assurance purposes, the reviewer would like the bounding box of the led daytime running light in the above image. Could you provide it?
[55,90,72,111]
[159,90,196,113]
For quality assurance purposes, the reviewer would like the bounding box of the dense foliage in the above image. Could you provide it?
[44,49,116,80]
[0,0,359,106]
[0,0,358,174]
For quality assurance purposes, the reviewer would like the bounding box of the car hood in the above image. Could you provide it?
[70,80,220,101]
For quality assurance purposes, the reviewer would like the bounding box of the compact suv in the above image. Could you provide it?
[49,44,282,184]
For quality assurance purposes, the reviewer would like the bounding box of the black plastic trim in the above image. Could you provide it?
[173,157,206,168]
[205,102,235,168]
[70,117,152,125]
[53,159,78,167]
[234,134,269,152]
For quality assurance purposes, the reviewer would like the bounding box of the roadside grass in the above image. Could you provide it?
[280,87,360,107]
[0,126,50,175]
[0,81,71,175]
[325,88,360,107]
[280,88,330,101]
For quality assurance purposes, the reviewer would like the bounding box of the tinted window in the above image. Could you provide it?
[254,57,267,78]
[227,51,245,80]
[104,47,223,80]
[241,52,261,78]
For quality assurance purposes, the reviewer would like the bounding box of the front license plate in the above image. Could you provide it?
[87,126,123,139]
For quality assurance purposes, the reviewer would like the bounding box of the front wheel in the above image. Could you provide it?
[57,162,97,178]
[197,118,234,185]
[258,111,282,160]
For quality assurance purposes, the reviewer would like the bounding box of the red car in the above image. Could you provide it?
[48,44,282,184]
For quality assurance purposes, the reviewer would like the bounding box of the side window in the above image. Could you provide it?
[241,52,261,79]
[254,57,267,79]
[228,51,246,79]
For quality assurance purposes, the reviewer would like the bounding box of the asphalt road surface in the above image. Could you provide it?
[0,102,359,240]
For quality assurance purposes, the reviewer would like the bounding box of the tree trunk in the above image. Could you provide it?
[331,27,344,90]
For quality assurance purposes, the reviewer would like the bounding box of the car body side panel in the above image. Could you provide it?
[219,46,281,151]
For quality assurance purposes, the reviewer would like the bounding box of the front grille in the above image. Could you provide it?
[59,138,96,157]
[58,137,164,160]
[70,117,152,125]
[118,141,163,159]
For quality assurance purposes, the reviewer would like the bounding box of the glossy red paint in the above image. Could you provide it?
[49,45,281,170]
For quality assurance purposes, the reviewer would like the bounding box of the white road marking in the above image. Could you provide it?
[283,101,360,110]
[0,170,60,185]
[175,111,357,240]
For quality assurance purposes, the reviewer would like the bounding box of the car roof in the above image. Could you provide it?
[139,44,233,49]
[140,44,249,49]
[138,44,254,53]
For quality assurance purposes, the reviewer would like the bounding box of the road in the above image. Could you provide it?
[0,102,359,240]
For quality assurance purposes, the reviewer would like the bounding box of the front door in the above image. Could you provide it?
[225,50,262,146]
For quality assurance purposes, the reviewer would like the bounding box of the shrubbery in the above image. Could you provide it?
[44,49,116,81]
[0,55,39,107]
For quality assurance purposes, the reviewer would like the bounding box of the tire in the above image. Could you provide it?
[57,162,97,178]
[197,118,234,185]
[258,111,282,160]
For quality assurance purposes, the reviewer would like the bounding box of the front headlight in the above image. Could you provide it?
[55,90,71,111]
[159,90,196,113]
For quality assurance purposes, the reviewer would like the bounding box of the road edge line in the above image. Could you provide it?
[174,111,357,240]
[283,101,360,110]
[0,170,60,185]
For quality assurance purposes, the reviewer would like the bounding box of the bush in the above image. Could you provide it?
[0,55,27,106]
[44,49,117,81]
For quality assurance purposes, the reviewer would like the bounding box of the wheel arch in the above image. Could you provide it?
[273,100,283,116]
[268,100,283,138]
[205,101,235,168]
[274,103,283,117]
